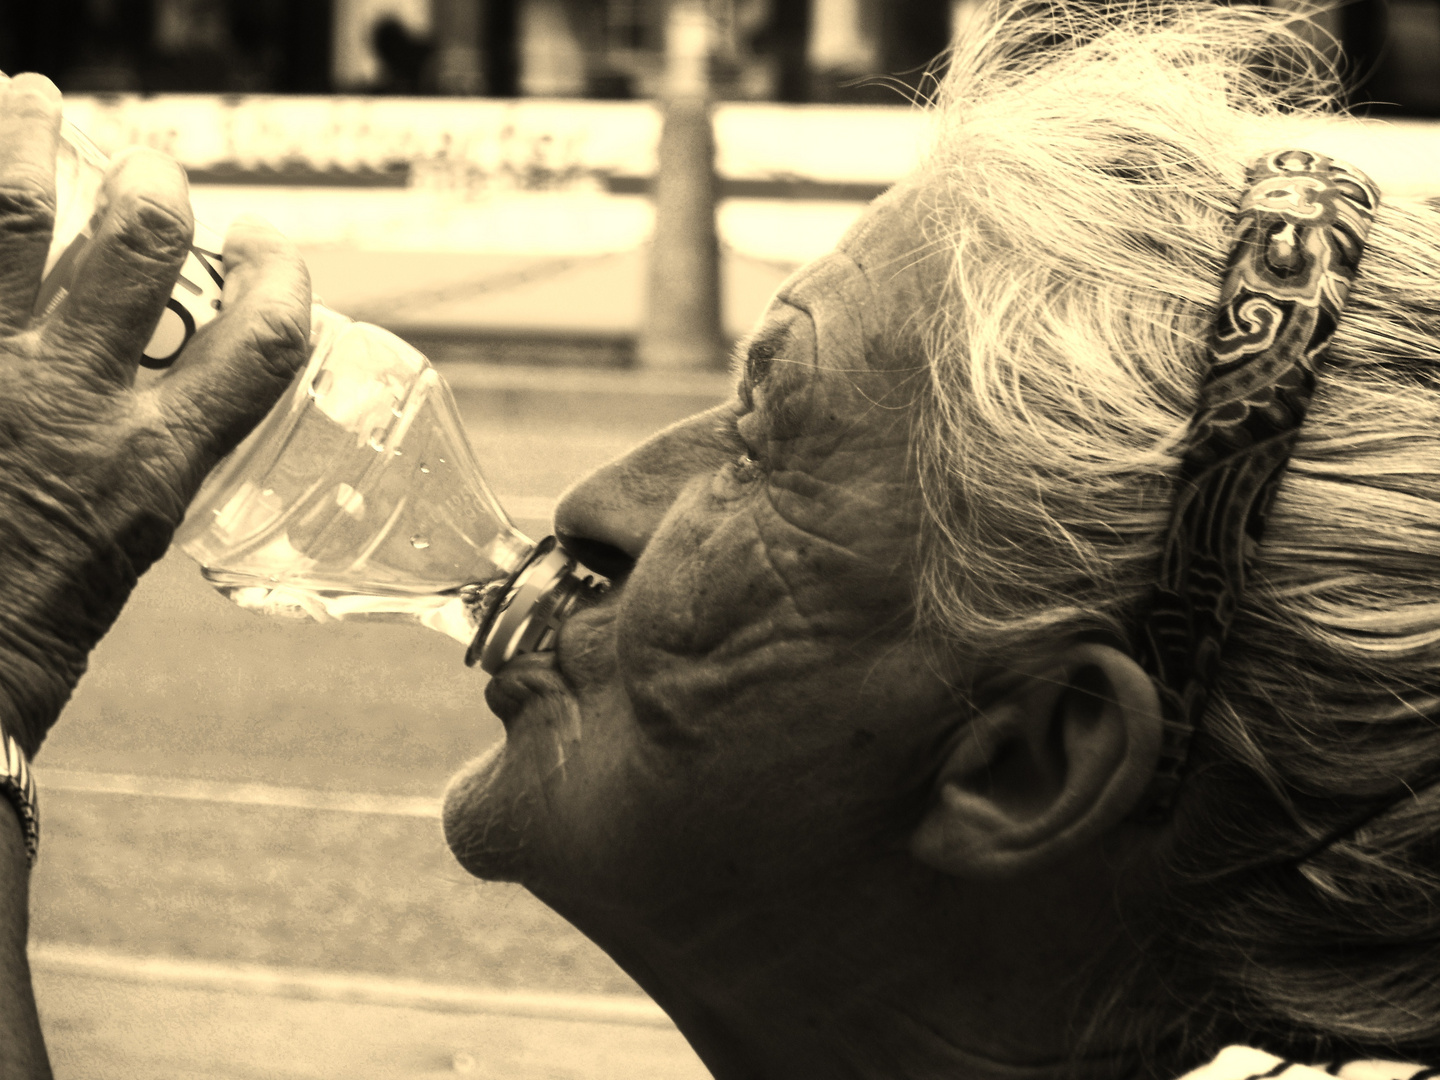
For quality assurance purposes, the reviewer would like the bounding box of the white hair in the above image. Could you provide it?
[915,0,1440,1067]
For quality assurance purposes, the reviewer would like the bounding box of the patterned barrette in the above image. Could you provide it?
[1132,149,1380,821]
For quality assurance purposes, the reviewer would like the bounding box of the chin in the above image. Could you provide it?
[441,676,586,882]
[441,740,538,883]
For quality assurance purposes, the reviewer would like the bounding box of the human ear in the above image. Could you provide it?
[909,642,1163,880]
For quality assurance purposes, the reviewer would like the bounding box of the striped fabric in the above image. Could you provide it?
[0,728,38,865]
[1184,1047,1438,1080]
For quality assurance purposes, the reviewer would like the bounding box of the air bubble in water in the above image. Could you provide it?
[409,534,431,550]
[418,463,430,474]
[367,431,386,453]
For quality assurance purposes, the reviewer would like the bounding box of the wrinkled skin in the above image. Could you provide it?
[0,73,310,1080]
[444,181,955,887]
[442,183,1127,1078]
[0,75,311,757]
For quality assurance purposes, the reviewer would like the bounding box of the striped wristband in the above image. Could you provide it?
[0,728,38,867]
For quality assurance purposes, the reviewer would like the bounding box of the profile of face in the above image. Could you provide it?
[442,167,1167,1077]
[444,176,961,951]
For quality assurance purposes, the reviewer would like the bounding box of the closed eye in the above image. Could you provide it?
[729,329,784,409]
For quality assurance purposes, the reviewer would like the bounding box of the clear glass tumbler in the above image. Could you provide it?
[45,119,606,672]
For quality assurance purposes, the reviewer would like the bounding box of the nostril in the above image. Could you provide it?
[556,532,637,583]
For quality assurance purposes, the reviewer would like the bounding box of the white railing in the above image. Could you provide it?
[62,95,930,191]
[61,96,932,266]
[57,96,1439,346]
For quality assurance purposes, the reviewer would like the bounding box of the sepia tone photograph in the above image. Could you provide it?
[1,0,1440,1077]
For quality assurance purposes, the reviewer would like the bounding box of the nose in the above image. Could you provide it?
[553,404,737,581]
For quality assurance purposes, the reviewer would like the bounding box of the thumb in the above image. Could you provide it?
[153,215,312,475]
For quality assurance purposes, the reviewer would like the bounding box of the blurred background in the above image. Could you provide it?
[3,0,1436,374]
[4,0,1439,106]
[3,1,1439,1077]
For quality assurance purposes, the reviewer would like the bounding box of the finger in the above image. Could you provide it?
[153,215,312,475]
[0,73,61,334]
[42,147,192,383]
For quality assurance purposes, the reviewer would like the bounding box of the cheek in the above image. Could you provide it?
[619,472,905,655]
[622,499,782,659]
[614,490,852,741]
[577,642,957,909]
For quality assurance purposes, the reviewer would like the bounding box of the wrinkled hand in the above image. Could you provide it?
[0,74,311,758]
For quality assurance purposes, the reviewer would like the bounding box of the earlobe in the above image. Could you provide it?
[909,643,1163,880]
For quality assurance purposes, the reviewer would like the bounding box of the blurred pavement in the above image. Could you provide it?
[297,241,800,349]
[36,957,708,1080]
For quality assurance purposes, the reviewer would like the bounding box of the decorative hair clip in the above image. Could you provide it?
[1132,149,1380,820]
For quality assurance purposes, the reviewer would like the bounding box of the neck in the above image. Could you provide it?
[536,858,1145,1080]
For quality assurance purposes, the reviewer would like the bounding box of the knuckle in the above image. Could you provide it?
[159,375,247,472]
[245,304,310,379]
[124,407,199,510]
[0,179,56,240]
[112,194,192,267]
[154,379,207,443]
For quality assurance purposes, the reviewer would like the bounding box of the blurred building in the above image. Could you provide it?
[0,0,1435,111]
[0,0,1108,103]
[0,0,333,92]
[331,0,957,103]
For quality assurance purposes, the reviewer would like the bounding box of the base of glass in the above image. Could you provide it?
[466,537,607,674]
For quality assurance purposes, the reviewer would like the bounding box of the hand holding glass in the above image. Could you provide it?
[43,122,603,672]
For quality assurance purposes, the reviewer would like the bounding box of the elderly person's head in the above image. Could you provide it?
[443,3,1440,1076]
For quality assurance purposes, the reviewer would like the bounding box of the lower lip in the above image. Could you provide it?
[484,652,571,726]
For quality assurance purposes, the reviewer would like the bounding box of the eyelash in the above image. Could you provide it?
[722,407,763,483]
[723,337,781,484]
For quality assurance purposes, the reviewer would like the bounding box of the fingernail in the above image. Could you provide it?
[7,72,61,102]
[112,147,189,194]
[231,213,276,232]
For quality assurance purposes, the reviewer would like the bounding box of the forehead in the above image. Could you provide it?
[756,179,943,386]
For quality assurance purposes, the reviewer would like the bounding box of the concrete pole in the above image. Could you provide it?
[771,0,813,102]
[636,0,725,371]
[432,0,484,94]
